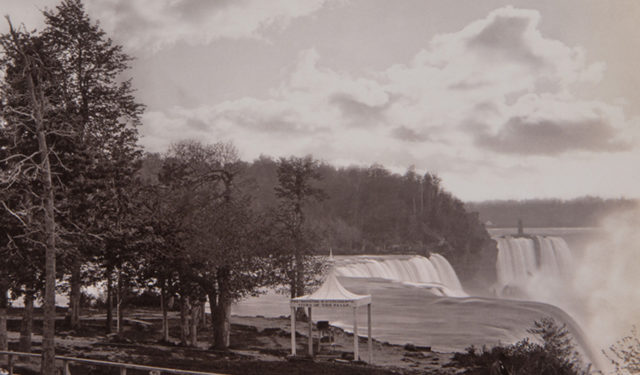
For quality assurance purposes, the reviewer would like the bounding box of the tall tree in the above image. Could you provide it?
[0,21,66,375]
[40,0,143,330]
[150,141,276,349]
[273,155,326,299]
[193,143,273,349]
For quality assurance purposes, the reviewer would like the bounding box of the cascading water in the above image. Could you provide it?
[334,254,467,297]
[495,235,573,297]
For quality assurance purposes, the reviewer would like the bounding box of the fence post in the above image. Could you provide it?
[7,354,12,375]
[120,367,127,375]
[63,359,71,375]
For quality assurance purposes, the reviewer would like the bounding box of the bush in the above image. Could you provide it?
[128,289,162,308]
[605,326,640,374]
[451,318,592,375]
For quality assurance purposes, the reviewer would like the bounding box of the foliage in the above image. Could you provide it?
[451,318,592,375]
[242,158,495,283]
[605,326,640,374]
[271,155,327,298]
[137,141,279,348]
[0,19,67,374]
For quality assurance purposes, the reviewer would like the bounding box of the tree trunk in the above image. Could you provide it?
[293,252,307,321]
[19,290,34,352]
[199,301,206,330]
[68,257,81,330]
[207,288,217,347]
[190,301,199,347]
[0,279,7,362]
[161,286,169,342]
[34,80,57,375]
[213,295,231,350]
[213,269,231,350]
[116,273,123,334]
[179,295,190,346]
[106,273,113,334]
[294,243,304,298]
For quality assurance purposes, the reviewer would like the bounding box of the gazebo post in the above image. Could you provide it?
[308,307,313,357]
[353,306,359,361]
[367,303,372,364]
[291,305,296,356]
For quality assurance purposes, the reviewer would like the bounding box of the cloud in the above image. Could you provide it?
[329,93,389,127]
[391,126,430,143]
[138,6,637,199]
[476,117,629,155]
[470,92,634,155]
[85,0,341,51]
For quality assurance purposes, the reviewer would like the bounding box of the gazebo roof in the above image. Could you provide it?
[290,272,372,308]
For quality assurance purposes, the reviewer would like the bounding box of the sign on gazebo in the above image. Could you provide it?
[290,272,373,363]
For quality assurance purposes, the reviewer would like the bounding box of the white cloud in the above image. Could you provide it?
[84,0,342,51]
[139,6,637,200]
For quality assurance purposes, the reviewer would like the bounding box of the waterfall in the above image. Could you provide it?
[495,236,573,295]
[334,254,467,297]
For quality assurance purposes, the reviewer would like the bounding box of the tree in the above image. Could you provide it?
[39,0,143,331]
[1,3,143,372]
[0,20,66,375]
[273,155,326,300]
[146,141,277,349]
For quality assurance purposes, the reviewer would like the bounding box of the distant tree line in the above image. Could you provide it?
[466,197,638,228]
[183,158,497,283]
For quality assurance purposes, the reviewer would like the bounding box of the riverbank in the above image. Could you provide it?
[2,309,460,375]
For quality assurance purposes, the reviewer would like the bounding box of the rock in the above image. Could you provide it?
[404,343,431,352]
[404,343,416,351]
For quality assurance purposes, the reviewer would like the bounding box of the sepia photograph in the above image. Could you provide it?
[0,1,638,374]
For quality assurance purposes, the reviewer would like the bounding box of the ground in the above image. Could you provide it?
[2,307,463,375]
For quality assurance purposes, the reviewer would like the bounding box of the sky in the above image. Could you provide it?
[2,0,639,201]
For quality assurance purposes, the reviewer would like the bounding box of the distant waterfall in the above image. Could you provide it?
[496,236,573,295]
[334,254,467,297]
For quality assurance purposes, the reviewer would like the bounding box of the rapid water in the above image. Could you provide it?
[233,275,595,360]
[333,254,467,297]
[495,236,573,297]
[233,250,598,363]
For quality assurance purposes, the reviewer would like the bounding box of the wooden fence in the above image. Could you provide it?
[0,351,228,375]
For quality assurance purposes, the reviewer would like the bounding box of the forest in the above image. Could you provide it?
[141,154,497,282]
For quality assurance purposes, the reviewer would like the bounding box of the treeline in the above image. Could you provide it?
[151,158,497,283]
[466,197,638,228]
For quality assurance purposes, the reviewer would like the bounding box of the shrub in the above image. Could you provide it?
[605,326,640,374]
[451,317,592,375]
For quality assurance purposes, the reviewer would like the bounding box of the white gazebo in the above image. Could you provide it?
[290,272,373,363]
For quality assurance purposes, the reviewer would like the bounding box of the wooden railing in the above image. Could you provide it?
[0,351,228,375]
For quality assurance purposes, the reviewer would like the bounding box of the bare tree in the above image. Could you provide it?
[0,20,65,375]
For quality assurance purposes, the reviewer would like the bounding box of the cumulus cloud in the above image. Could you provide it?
[85,0,341,51]
[472,93,633,155]
[476,117,629,155]
[139,6,637,198]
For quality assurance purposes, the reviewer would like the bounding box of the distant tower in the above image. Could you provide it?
[517,219,524,236]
